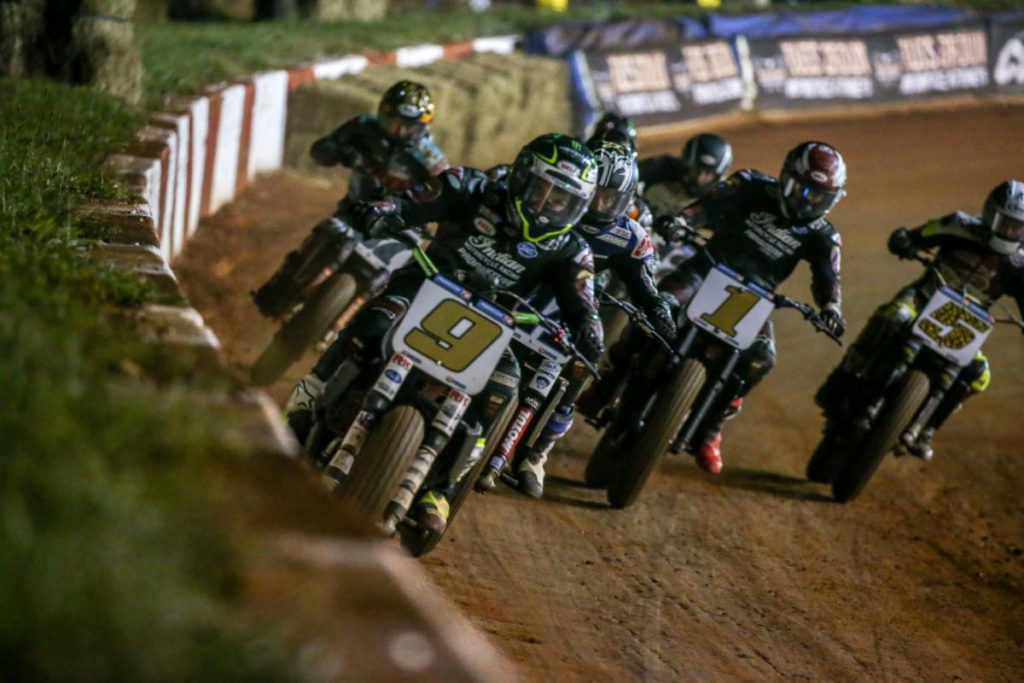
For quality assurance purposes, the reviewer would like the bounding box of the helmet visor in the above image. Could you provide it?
[516,176,590,240]
[381,114,425,139]
[993,212,1024,242]
[784,177,840,220]
[683,166,719,195]
[588,185,633,224]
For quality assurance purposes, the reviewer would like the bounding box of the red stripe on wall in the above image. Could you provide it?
[200,91,223,219]
[365,51,398,66]
[235,81,256,196]
[443,42,475,59]
[288,67,316,92]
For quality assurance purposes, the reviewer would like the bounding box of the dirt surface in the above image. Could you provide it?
[174,104,1024,682]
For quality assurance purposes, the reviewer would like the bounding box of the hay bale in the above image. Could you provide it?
[285,52,571,175]
[302,0,385,22]
[71,12,143,104]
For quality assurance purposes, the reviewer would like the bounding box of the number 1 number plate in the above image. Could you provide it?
[686,266,775,350]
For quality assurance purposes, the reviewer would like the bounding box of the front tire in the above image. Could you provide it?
[831,370,930,503]
[340,405,424,524]
[607,358,706,509]
[404,397,519,557]
[250,272,357,386]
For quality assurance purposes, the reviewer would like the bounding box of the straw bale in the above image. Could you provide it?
[304,0,385,22]
[72,13,143,104]
[286,52,570,176]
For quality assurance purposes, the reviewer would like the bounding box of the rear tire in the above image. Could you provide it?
[404,397,519,557]
[608,358,705,509]
[250,272,357,386]
[832,370,929,503]
[340,405,424,523]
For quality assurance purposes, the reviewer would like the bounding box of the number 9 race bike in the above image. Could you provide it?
[300,231,587,556]
[585,235,840,509]
[807,255,1024,502]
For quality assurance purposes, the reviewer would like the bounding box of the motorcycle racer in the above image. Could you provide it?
[639,132,733,214]
[287,133,604,532]
[587,141,847,474]
[252,80,448,318]
[816,179,1024,461]
[514,139,677,498]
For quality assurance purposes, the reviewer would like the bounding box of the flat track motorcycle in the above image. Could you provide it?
[302,233,578,556]
[807,255,1024,502]
[585,235,840,509]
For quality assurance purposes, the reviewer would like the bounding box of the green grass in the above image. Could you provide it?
[138,3,712,103]
[0,78,296,680]
[137,1,1017,106]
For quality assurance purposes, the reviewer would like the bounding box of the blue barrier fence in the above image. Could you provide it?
[549,4,1020,135]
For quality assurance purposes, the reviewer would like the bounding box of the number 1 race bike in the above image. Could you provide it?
[585,235,841,509]
[807,255,1024,502]
[301,231,584,556]
[249,212,421,386]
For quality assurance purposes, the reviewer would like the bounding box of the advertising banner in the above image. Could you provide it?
[989,13,1024,94]
[747,22,992,109]
[573,38,745,128]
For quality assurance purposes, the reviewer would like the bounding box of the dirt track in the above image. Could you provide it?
[174,104,1024,681]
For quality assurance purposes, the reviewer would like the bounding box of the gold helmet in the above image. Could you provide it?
[379,80,435,124]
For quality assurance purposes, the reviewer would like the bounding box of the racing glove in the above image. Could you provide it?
[653,214,689,243]
[348,200,397,234]
[647,295,677,340]
[819,305,846,338]
[574,325,606,364]
[887,228,916,260]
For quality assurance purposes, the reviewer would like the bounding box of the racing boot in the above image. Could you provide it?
[695,433,723,474]
[284,372,325,444]
[516,404,574,498]
[412,489,450,535]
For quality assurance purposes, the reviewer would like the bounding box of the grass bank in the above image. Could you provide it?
[0,78,296,680]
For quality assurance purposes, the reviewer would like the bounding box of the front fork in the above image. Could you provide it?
[476,358,566,491]
[322,352,414,488]
[669,346,741,455]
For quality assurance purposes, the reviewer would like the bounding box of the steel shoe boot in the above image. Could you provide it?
[907,428,935,462]
[284,373,325,443]
[516,448,547,499]
[412,490,450,534]
[695,433,723,474]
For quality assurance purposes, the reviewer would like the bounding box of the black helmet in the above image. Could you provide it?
[680,133,733,196]
[587,112,638,156]
[583,139,639,226]
[378,80,434,138]
[507,133,598,243]
[982,180,1024,254]
[778,141,846,223]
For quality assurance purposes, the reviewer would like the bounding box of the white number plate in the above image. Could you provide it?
[393,277,515,395]
[686,266,775,350]
[911,287,993,367]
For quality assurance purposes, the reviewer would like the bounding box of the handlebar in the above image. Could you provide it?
[772,294,843,346]
[485,288,602,378]
[598,290,676,354]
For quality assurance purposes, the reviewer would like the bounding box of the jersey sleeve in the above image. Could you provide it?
[607,221,661,310]
[807,226,843,310]
[392,168,487,227]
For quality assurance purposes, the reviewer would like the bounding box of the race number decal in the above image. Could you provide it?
[403,299,502,372]
[393,277,515,395]
[911,287,993,366]
[686,266,775,350]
